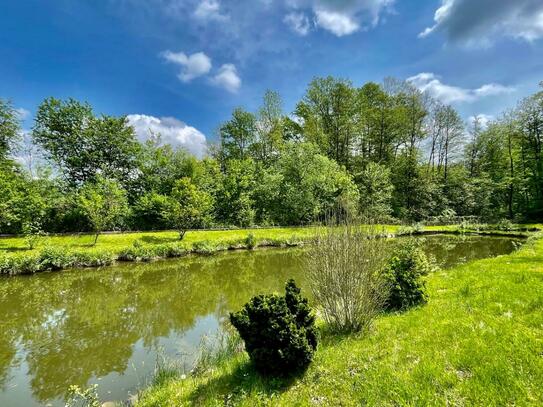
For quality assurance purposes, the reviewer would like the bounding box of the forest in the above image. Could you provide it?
[1,77,542,236]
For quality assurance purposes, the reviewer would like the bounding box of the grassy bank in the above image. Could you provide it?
[137,233,543,406]
[0,224,539,275]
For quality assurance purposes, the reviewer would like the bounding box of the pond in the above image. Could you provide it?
[0,235,522,406]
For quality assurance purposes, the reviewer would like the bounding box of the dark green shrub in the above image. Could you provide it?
[383,240,431,311]
[230,279,317,376]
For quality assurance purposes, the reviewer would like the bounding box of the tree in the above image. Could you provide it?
[218,108,257,162]
[33,98,140,186]
[252,90,285,165]
[215,159,257,227]
[296,77,356,169]
[256,143,359,225]
[78,177,129,244]
[136,135,199,195]
[356,162,394,221]
[168,177,213,239]
[0,98,21,160]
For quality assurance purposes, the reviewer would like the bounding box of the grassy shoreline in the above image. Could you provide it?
[0,225,539,275]
[136,232,543,406]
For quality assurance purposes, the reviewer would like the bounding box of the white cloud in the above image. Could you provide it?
[211,64,241,93]
[161,50,212,82]
[314,9,359,36]
[284,12,311,36]
[407,73,515,104]
[127,114,207,157]
[193,0,228,21]
[420,0,543,46]
[286,0,394,37]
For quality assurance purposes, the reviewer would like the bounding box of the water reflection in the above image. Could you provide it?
[0,235,521,406]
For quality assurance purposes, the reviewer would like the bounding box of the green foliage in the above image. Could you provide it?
[357,162,394,221]
[78,176,129,243]
[256,142,359,224]
[383,240,431,311]
[245,233,257,249]
[22,221,45,250]
[33,97,140,185]
[229,279,317,376]
[215,159,256,227]
[169,177,213,238]
[132,192,174,231]
[0,98,21,160]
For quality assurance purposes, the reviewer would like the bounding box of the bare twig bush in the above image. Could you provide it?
[305,220,389,333]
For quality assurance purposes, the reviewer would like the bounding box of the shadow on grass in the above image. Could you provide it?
[188,360,304,404]
[0,247,28,252]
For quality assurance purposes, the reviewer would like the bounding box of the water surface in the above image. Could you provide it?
[0,235,521,406]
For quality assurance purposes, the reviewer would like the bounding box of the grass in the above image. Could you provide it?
[0,224,539,275]
[136,233,543,406]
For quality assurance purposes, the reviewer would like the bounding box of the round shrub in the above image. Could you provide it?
[383,240,431,311]
[230,279,317,376]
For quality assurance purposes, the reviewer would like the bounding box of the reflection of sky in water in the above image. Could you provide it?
[0,237,522,406]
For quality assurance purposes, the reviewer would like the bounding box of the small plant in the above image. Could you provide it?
[383,240,432,311]
[496,219,515,231]
[192,240,215,255]
[230,279,317,376]
[245,233,257,249]
[22,221,45,250]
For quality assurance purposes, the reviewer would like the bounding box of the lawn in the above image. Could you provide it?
[0,224,538,275]
[136,233,543,406]
[0,227,319,253]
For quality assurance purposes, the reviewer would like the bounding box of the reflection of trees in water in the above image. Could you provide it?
[419,236,518,269]
[0,249,304,402]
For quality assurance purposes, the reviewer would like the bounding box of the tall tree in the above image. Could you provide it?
[33,98,140,186]
[296,77,356,169]
[218,108,257,163]
[0,98,21,160]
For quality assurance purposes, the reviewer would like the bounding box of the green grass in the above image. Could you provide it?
[0,227,320,253]
[136,233,543,406]
[0,224,539,275]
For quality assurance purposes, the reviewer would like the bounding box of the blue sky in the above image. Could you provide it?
[1,0,542,154]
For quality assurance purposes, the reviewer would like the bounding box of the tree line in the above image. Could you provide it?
[0,77,542,236]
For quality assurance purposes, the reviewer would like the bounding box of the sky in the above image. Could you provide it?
[1,0,542,155]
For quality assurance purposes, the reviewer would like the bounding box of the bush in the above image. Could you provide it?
[39,246,73,270]
[306,224,389,333]
[245,233,257,249]
[230,279,317,376]
[383,240,431,311]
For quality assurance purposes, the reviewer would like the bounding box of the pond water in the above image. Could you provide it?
[0,235,522,406]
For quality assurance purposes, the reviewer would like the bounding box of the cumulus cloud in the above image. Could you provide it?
[286,0,394,37]
[127,114,207,157]
[284,12,311,35]
[314,8,359,36]
[211,64,241,93]
[161,50,212,82]
[407,73,515,104]
[420,0,543,46]
[193,0,228,21]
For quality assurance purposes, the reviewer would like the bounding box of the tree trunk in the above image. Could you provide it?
[179,230,186,240]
